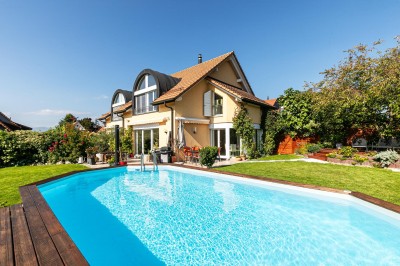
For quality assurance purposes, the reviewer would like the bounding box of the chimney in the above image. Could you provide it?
[198,54,202,64]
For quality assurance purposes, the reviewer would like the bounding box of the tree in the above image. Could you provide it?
[308,39,400,143]
[78,117,99,132]
[58,113,76,127]
[277,88,317,138]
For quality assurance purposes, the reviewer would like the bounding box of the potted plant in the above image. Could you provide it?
[108,156,115,166]
[86,146,99,165]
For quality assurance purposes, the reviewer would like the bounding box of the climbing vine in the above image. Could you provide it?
[233,105,255,156]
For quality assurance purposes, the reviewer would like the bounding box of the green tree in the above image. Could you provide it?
[308,39,400,143]
[277,88,317,138]
[78,118,98,132]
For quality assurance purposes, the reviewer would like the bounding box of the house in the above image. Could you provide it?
[98,52,274,159]
[0,112,32,131]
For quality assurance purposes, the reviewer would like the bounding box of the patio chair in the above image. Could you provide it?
[191,146,200,164]
[183,146,192,163]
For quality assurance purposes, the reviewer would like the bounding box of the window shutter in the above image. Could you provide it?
[203,90,212,116]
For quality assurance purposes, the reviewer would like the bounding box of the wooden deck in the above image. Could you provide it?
[0,185,88,266]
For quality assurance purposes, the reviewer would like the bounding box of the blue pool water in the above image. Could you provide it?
[39,166,400,265]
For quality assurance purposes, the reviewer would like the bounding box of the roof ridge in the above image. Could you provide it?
[171,51,234,76]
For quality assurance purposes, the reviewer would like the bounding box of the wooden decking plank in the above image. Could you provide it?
[21,188,63,266]
[10,204,38,266]
[52,232,88,266]
[27,186,88,265]
[0,207,14,266]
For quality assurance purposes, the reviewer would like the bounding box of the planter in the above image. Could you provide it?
[87,157,96,165]
[119,161,127,166]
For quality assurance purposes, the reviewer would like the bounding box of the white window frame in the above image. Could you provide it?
[134,75,158,114]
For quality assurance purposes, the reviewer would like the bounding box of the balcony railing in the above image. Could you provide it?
[134,105,158,115]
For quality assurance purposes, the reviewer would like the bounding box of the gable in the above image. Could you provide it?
[208,61,243,89]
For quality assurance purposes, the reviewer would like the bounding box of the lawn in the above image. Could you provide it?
[256,154,302,161]
[0,164,88,207]
[218,161,400,206]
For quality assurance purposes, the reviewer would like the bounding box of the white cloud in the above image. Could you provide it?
[25,109,90,116]
[94,95,109,100]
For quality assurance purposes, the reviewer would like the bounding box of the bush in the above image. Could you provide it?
[353,154,369,164]
[327,151,338,158]
[306,143,322,153]
[338,146,357,158]
[373,150,399,168]
[199,146,218,168]
[295,144,308,155]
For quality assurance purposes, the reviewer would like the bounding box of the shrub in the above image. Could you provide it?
[327,151,338,158]
[295,144,308,155]
[199,146,218,168]
[338,146,357,158]
[353,154,369,164]
[306,143,322,153]
[373,150,400,168]
[367,151,378,157]
[263,132,275,155]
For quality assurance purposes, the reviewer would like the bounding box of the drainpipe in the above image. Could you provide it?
[164,102,174,148]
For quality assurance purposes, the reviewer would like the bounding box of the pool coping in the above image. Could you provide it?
[25,163,400,214]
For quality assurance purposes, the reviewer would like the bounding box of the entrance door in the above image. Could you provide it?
[211,129,226,156]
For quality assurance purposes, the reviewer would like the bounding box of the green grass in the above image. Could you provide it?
[0,164,88,207]
[256,154,302,161]
[217,161,400,206]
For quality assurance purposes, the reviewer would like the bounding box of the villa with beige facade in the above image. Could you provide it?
[98,52,273,159]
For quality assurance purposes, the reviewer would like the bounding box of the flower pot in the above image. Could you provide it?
[87,157,96,165]
[119,161,127,166]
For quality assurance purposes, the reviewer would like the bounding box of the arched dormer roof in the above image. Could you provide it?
[111,89,132,106]
[132,69,180,96]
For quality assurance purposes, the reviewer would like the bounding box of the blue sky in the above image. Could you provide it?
[1,0,399,128]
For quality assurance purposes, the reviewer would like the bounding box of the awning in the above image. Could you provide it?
[129,117,168,126]
[175,117,210,124]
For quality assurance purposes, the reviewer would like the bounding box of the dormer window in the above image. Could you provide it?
[112,93,126,121]
[134,74,158,114]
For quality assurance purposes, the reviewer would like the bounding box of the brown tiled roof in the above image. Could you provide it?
[114,101,132,113]
[207,78,274,108]
[0,112,31,131]
[265,98,277,107]
[152,52,234,104]
[98,112,111,120]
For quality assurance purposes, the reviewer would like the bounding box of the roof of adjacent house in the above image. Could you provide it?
[152,51,236,105]
[0,112,32,131]
[207,78,274,108]
[98,112,111,120]
[264,98,278,108]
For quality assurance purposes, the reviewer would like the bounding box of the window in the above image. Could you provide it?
[213,93,223,115]
[134,74,158,114]
[112,93,125,121]
[203,90,223,117]
[134,128,159,154]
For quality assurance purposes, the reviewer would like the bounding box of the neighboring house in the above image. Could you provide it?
[264,98,279,109]
[98,52,274,159]
[73,121,86,131]
[0,112,32,131]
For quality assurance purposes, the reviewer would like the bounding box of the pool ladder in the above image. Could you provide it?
[140,153,145,172]
[140,152,158,171]
[152,151,158,171]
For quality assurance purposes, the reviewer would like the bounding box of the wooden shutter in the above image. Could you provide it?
[203,90,212,116]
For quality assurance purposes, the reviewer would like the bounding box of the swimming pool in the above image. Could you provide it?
[39,166,400,265]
